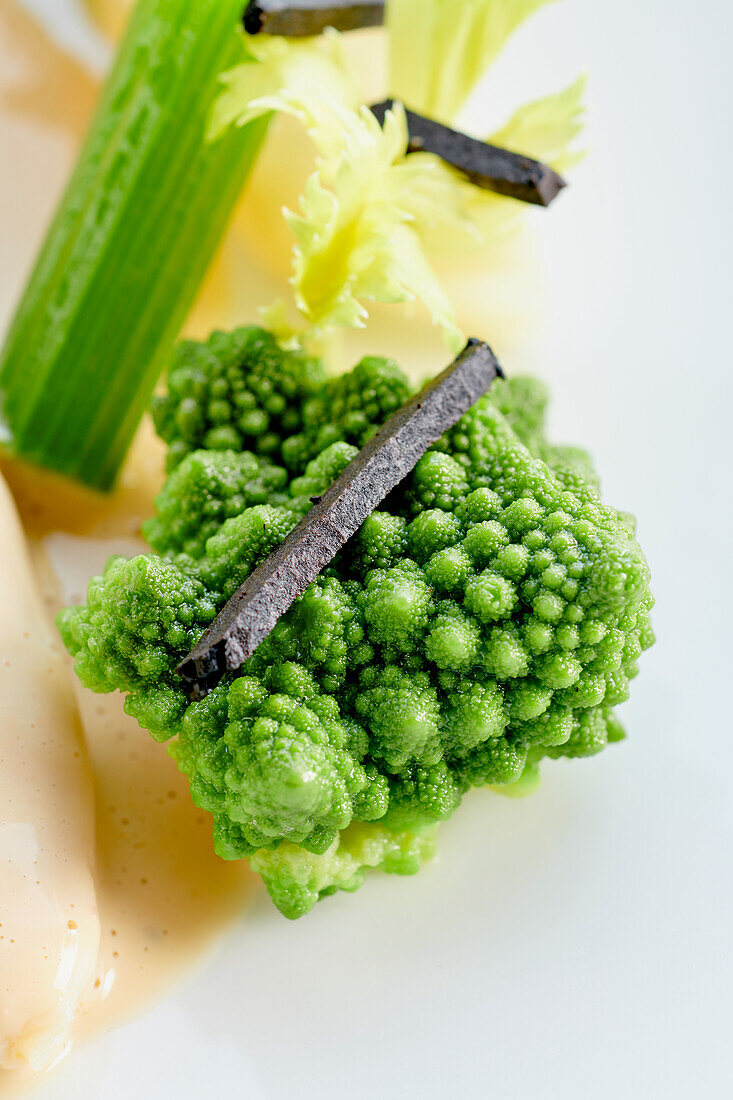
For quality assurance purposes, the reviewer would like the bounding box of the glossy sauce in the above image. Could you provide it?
[12,427,255,1036]
[0,476,100,1077]
[0,4,253,1088]
[0,430,255,1093]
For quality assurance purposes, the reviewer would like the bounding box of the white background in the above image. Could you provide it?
[14,1,733,1097]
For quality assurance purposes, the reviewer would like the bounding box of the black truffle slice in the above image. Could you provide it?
[370,99,567,207]
[243,1,385,36]
[178,339,503,698]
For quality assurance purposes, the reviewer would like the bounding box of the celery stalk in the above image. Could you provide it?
[0,0,268,490]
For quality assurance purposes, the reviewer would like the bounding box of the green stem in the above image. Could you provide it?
[0,0,268,490]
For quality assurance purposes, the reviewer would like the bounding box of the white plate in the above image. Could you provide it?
[12,1,733,1097]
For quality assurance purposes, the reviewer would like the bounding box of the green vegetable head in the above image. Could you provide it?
[60,334,654,918]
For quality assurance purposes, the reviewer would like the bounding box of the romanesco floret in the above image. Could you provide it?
[60,331,654,918]
[143,449,289,558]
[153,327,411,474]
[151,328,326,471]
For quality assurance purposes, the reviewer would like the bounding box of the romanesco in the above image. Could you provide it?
[59,327,654,918]
[152,327,411,473]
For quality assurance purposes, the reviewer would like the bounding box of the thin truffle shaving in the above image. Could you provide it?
[370,101,567,206]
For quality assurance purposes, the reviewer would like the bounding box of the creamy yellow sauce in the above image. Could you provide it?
[0,432,255,1093]
[0,475,100,1076]
[0,5,254,1088]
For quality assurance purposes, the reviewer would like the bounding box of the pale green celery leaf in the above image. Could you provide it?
[489,76,587,173]
[208,14,586,347]
[389,153,483,252]
[253,97,470,348]
[387,0,558,123]
[209,30,358,140]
